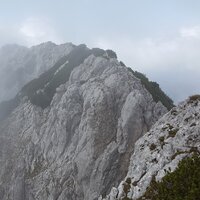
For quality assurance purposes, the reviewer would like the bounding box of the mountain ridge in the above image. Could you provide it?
[0,44,168,200]
[0,42,173,122]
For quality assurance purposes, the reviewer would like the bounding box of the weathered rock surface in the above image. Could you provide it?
[0,52,167,200]
[0,41,75,102]
[102,97,200,200]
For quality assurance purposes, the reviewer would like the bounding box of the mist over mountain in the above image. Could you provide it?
[0,41,198,200]
[0,1,200,199]
[0,41,74,102]
[0,42,173,122]
[103,95,200,200]
[0,42,174,200]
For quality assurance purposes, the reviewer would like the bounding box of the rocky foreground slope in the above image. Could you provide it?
[0,44,170,200]
[102,95,200,200]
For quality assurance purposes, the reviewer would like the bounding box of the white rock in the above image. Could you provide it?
[0,54,167,200]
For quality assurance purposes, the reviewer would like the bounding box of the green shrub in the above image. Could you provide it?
[137,153,200,200]
[125,177,132,184]
[171,150,185,160]
[166,123,174,130]
[106,49,117,58]
[149,143,157,151]
[167,128,179,138]
[189,94,200,102]
[122,178,132,200]
[159,136,165,149]
[159,136,165,143]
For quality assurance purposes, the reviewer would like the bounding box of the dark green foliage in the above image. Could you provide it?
[171,151,185,160]
[127,68,174,110]
[162,123,174,131]
[166,123,174,130]
[91,48,105,57]
[188,94,200,103]
[171,147,199,160]
[150,143,157,151]
[159,136,165,149]
[137,153,200,200]
[106,49,117,58]
[125,177,132,184]
[189,147,199,154]
[122,177,132,200]
[159,136,165,143]
[167,128,179,138]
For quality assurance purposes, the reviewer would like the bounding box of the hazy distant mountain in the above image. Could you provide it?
[0,42,175,200]
[0,41,75,102]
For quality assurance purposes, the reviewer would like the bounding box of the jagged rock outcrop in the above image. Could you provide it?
[102,96,200,200]
[0,46,168,200]
[0,41,75,102]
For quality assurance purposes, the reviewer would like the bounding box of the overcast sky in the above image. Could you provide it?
[1,0,200,103]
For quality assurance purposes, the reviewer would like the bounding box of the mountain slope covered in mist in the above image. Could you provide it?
[0,42,172,200]
[0,41,75,102]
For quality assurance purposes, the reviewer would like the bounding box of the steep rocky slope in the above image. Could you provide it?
[102,95,200,200]
[0,45,117,121]
[0,45,169,200]
[0,41,75,102]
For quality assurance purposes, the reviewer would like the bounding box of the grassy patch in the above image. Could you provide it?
[122,177,132,200]
[167,128,179,138]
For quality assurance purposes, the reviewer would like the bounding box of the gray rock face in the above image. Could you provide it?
[102,97,200,200]
[0,54,167,200]
[0,41,75,102]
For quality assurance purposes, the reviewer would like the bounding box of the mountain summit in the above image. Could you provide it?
[0,42,173,200]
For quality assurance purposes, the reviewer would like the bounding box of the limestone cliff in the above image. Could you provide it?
[0,44,169,200]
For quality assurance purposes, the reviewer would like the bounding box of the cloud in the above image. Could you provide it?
[180,26,200,39]
[93,26,200,103]
[0,17,63,47]
[19,17,63,46]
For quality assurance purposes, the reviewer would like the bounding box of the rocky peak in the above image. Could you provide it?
[102,95,200,200]
[0,45,169,200]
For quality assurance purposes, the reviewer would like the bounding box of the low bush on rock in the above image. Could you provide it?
[137,153,200,200]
